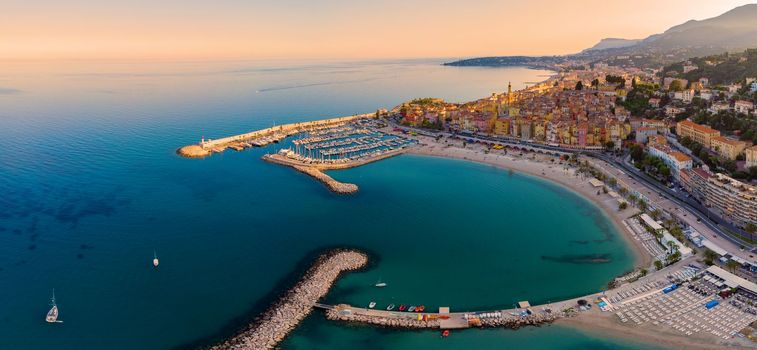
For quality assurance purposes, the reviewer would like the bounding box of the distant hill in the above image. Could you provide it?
[587,4,757,55]
[446,4,757,68]
[583,38,641,52]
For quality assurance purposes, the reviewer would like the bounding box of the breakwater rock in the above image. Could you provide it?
[325,307,440,329]
[209,250,368,350]
[177,145,212,158]
[292,166,358,194]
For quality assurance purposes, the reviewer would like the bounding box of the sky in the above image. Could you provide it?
[1,0,756,61]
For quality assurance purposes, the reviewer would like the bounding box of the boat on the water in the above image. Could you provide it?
[399,304,407,311]
[442,330,450,337]
[408,306,416,312]
[417,305,425,312]
[386,304,395,311]
[45,289,60,323]
[374,278,386,288]
[153,250,159,268]
[368,301,376,309]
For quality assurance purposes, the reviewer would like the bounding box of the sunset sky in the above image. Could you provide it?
[2,0,755,61]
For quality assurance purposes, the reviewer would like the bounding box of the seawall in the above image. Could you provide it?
[209,250,368,350]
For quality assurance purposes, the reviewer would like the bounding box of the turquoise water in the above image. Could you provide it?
[0,59,655,349]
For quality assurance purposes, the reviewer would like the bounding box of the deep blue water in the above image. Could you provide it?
[0,59,659,349]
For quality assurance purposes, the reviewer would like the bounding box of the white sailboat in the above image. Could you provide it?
[153,250,159,267]
[45,289,61,323]
[374,278,386,288]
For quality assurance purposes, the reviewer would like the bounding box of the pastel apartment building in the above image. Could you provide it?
[676,120,720,148]
[735,100,754,114]
[747,145,757,168]
[681,169,757,228]
[711,136,747,160]
[648,143,693,179]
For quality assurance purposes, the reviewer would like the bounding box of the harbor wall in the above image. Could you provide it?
[203,113,375,148]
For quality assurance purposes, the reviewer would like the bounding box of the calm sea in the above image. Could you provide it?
[0,59,661,349]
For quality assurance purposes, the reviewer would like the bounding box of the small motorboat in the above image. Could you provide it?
[386,304,395,311]
[368,301,376,309]
[417,305,425,312]
[442,330,450,337]
[153,250,159,268]
[374,277,387,288]
[408,306,416,312]
[398,304,407,311]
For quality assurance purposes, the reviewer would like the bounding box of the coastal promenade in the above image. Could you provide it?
[177,113,376,158]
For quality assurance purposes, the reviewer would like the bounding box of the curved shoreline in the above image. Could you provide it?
[407,141,652,270]
[208,249,368,350]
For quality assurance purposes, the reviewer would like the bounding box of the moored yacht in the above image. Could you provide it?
[45,289,60,323]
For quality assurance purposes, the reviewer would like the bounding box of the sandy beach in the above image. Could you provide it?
[408,137,653,269]
[406,136,757,350]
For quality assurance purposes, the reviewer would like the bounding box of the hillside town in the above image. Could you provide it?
[395,50,757,254]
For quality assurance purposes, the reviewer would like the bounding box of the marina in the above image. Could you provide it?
[176,113,378,158]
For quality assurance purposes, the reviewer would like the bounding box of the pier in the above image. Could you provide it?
[209,250,368,350]
[319,301,570,331]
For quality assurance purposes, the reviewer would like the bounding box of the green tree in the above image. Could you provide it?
[654,260,663,270]
[667,241,677,254]
[618,201,628,211]
[591,79,600,89]
[630,144,645,163]
[638,199,647,212]
[703,249,717,266]
[726,259,740,273]
[640,268,648,277]
[575,81,584,91]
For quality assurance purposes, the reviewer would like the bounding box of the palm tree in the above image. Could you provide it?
[667,241,677,254]
[726,260,740,273]
[654,260,663,270]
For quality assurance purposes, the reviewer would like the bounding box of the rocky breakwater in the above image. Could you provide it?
[325,306,440,329]
[209,250,368,350]
[478,311,567,329]
[177,144,212,158]
[292,165,358,194]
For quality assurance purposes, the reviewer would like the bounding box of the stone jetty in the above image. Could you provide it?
[209,250,368,350]
[291,165,358,194]
[325,306,440,329]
